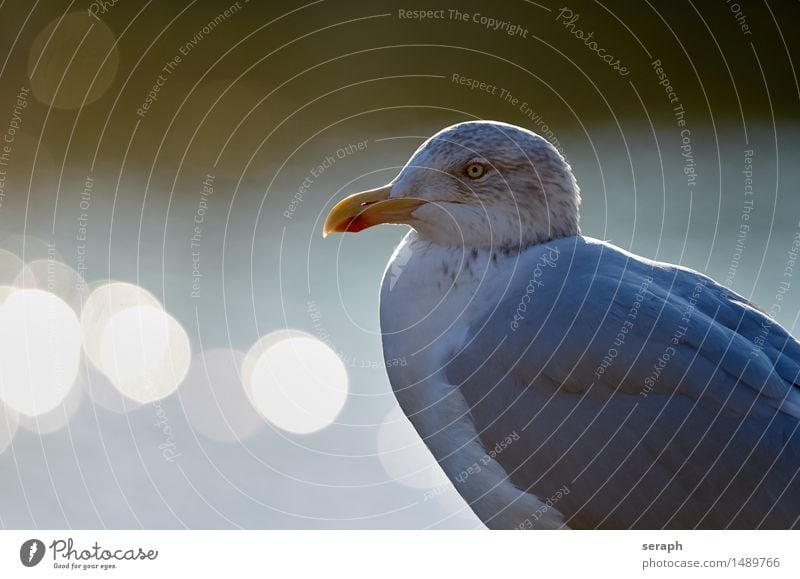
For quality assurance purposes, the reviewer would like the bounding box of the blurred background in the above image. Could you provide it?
[0,0,798,528]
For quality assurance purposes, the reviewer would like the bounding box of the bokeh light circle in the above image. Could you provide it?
[18,377,83,435]
[14,259,88,312]
[243,330,348,434]
[98,305,191,403]
[0,249,23,283]
[80,281,163,370]
[81,282,191,403]
[28,12,119,109]
[0,402,19,454]
[0,289,82,416]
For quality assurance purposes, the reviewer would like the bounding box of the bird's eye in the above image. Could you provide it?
[465,163,486,179]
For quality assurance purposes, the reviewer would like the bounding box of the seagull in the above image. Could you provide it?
[323,120,800,529]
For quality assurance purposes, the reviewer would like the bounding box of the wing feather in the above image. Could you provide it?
[448,236,800,528]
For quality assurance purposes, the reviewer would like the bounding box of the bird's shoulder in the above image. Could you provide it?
[451,235,800,418]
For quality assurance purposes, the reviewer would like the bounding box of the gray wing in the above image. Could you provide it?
[448,236,800,529]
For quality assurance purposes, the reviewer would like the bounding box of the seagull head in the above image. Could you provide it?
[323,120,580,248]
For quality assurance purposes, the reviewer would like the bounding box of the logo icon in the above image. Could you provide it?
[20,539,45,567]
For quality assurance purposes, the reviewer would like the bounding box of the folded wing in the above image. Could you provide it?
[448,236,800,528]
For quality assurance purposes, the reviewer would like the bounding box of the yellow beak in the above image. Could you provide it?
[322,184,427,237]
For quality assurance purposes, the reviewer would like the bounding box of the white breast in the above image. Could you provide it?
[379,231,567,529]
